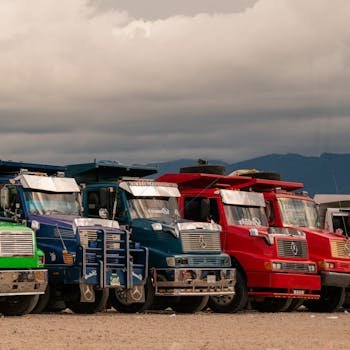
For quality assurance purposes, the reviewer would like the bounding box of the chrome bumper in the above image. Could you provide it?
[0,269,48,296]
[153,268,236,296]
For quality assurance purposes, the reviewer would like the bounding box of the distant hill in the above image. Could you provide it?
[147,153,350,195]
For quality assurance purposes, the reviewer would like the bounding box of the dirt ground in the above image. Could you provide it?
[1,309,349,350]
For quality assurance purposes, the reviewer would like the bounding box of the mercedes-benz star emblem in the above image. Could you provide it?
[199,235,207,249]
[290,242,299,256]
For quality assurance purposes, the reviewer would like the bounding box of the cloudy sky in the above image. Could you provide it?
[0,0,349,165]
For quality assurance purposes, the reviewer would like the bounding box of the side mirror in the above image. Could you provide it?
[99,208,109,219]
[0,187,10,209]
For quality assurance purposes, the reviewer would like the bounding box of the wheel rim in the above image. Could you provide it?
[212,295,234,305]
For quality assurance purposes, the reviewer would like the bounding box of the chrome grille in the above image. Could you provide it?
[181,232,221,253]
[277,239,308,258]
[280,262,309,272]
[330,240,350,258]
[0,231,34,256]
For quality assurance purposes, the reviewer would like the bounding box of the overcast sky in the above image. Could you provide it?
[0,0,349,165]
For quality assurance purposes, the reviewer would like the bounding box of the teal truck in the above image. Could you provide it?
[0,221,47,315]
[67,161,236,313]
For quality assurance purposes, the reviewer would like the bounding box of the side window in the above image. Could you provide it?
[266,200,275,225]
[87,191,100,217]
[184,197,219,223]
[184,197,202,221]
[209,199,220,223]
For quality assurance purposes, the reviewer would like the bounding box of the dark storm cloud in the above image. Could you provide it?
[0,0,350,165]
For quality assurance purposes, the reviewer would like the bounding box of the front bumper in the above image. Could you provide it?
[247,272,321,299]
[0,269,48,296]
[153,268,236,296]
[321,271,350,288]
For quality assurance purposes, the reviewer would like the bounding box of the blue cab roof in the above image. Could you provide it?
[66,160,158,184]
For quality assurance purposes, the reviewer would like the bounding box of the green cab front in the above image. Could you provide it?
[0,221,47,315]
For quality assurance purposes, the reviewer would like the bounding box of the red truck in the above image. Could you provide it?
[225,172,350,312]
[158,170,321,313]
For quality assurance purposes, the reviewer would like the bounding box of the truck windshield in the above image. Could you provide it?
[127,196,180,220]
[24,191,80,216]
[224,205,268,227]
[278,198,318,228]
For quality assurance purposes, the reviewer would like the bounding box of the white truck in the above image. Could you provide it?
[314,194,350,237]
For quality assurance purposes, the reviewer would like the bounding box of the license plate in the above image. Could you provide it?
[207,275,216,284]
[293,289,305,295]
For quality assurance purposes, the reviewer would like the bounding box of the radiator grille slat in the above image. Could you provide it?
[330,240,350,258]
[181,232,221,252]
[277,239,308,258]
[0,232,34,256]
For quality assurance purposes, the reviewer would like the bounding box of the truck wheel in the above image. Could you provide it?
[252,298,293,312]
[208,270,248,313]
[31,285,51,314]
[286,299,304,312]
[109,278,154,313]
[304,286,345,312]
[0,295,40,316]
[171,296,209,313]
[66,288,109,314]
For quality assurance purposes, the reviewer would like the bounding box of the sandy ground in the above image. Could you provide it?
[1,309,349,350]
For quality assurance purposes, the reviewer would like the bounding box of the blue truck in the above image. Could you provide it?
[66,160,236,313]
[0,161,148,313]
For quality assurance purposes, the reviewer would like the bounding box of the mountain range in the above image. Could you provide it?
[147,153,350,196]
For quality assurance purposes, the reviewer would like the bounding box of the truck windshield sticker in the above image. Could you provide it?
[224,205,268,227]
[147,208,170,215]
[238,217,262,227]
[128,197,180,220]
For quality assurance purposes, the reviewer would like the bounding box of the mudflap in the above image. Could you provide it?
[116,285,145,304]
[79,283,96,303]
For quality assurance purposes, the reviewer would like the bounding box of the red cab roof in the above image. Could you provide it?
[157,173,304,192]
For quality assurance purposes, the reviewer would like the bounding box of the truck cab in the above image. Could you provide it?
[0,161,148,314]
[158,172,321,313]
[67,161,236,313]
[233,174,350,312]
[314,194,350,236]
[0,221,47,316]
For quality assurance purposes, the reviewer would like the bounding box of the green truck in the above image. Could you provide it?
[0,221,47,315]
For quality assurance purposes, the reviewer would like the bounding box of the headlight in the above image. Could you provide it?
[166,257,176,267]
[222,257,231,266]
[308,264,317,272]
[79,231,89,248]
[272,262,282,270]
[152,223,163,231]
[318,260,335,270]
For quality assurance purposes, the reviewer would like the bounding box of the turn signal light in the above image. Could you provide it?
[62,250,74,265]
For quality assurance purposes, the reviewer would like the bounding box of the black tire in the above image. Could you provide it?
[208,270,248,313]
[304,286,345,312]
[109,278,154,313]
[252,298,293,313]
[286,299,304,312]
[66,288,109,314]
[31,285,51,314]
[150,296,171,311]
[171,296,209,314]
[180,164,226,175]
[0,295,40,316]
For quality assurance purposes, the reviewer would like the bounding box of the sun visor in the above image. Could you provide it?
[19,174,80,193]
[120,181,180,197]
[220,189,265,207]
